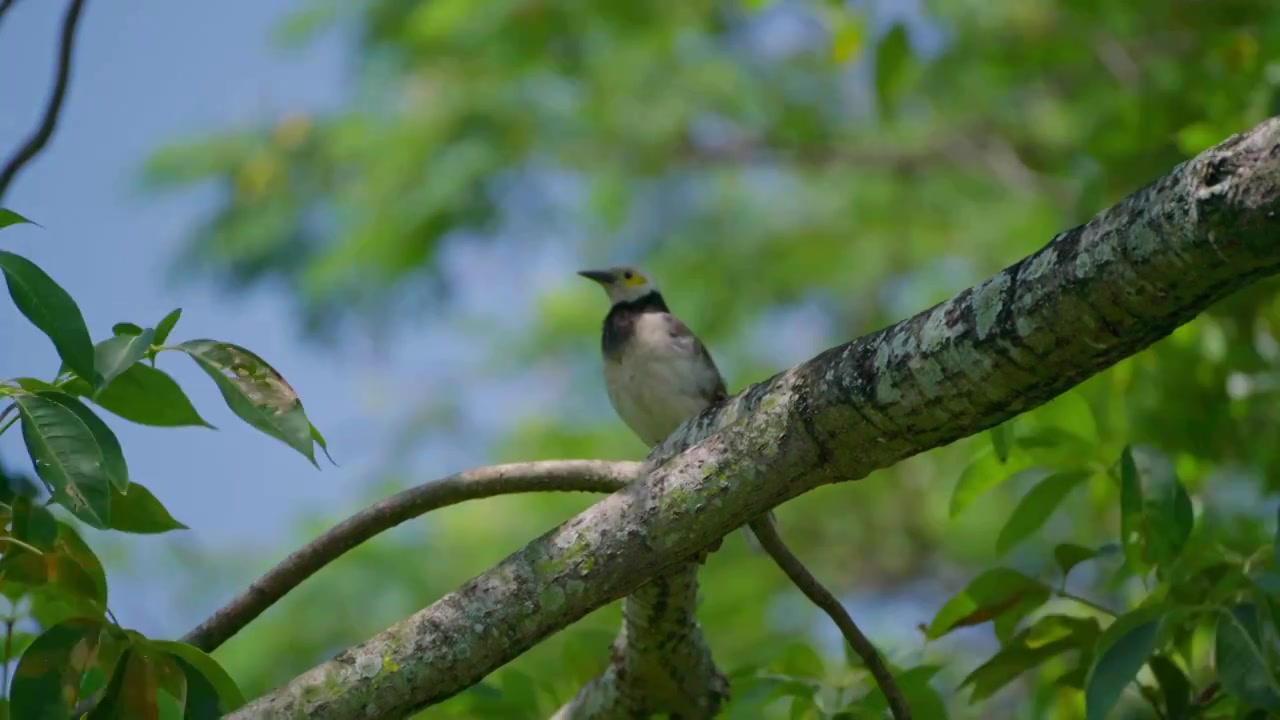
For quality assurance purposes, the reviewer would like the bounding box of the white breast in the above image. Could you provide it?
[603,313,719,447]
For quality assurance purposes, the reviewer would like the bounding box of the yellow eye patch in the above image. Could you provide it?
[621,271,647,286]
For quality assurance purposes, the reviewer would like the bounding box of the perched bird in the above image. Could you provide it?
[578,265,727,447]
[580,265,769,551]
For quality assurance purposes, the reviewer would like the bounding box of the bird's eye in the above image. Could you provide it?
[623,271,633,280]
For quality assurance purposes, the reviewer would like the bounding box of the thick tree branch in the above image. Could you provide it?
[183,460,641,653]
[750,516,909,720]
[230,117,1280,719]
[551,562,728,719]
[0,0,87,202]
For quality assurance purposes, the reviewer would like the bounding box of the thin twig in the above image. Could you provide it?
[749,515,912,720]
[0,0,88,202]
[182,460,642,653]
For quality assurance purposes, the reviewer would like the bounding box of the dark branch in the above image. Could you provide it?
[0,0,20,28]
[182,460,641,653]
[750,516,910,720]
[0,0,87,202]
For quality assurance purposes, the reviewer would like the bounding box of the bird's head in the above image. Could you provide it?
[577,265,658,305]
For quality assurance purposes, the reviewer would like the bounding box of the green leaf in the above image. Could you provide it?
[0,208,36,229]
[768,642,825,679]
[1141,452,1194,565]
[11,496,58,550]
[1085,608,1162,720]
[1055,543,1101,582]
[10,618,103,720]
[177,340,316,465]
[874,23,912,118]
[961,620,1093,702]
[90,363,213,428]
[151,641,245,713]
[1216,604,1280,711]
[54,521,108,606]
[1119,446,1145,572]
[86,647,160,720]
[990,421,1012,463]
[111,323,144,336]
[92,329,156,390]
[1149,655,1191,720]
[34,391,129,493]
[927,568,1048,639]
[14,393,113,528]
[149,308,182,364]
[860,665,946,719]
[0,251,95,385]
[311,423,337,466]
[152,308,182,346]
[109,481,187,534]
[996,470,1091,556]
[950,451,1041,517]
[172,655,221,720]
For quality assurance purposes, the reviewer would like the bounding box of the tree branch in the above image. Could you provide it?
[0,0,87,202]
[229,117,1280,719]
[183,460,642,653]
[749,516,910,720]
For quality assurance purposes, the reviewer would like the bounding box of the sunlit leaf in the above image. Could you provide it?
[10,618,103,720]
[927,568,1047,639]
[177,340,316,465]
[90,363,213,428]
[92,329,156,390]
[109,481,188,534]
[151,640,246,713]
[996,470,1091,556]
[950,452,1041,518]
[0,251,95,385]
[1216,604,1280,711]
[960,620,1091,702]
[0,208,36,229]
[1085,607,1162,720]
[14,393,113,527]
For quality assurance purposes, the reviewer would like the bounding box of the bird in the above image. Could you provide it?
[580,265,769,552]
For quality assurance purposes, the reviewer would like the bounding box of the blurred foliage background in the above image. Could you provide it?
[130,0,1280,717]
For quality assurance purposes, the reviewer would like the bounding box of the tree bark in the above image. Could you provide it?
[228,116,1280,719]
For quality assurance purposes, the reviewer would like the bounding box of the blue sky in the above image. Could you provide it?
[0,0,446,636]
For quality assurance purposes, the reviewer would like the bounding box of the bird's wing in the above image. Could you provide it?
[668,315,729,402]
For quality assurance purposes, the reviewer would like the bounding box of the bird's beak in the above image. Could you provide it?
[577,269,614,285]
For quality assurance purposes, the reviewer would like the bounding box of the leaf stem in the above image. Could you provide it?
[0,407,16,436]
[0,537,43,555]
